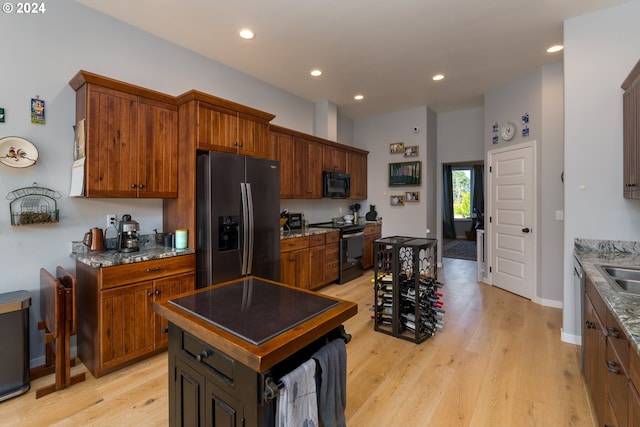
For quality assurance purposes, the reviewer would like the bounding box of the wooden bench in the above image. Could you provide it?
[30,267,86,399]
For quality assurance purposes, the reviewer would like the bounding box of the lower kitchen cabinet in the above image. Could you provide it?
[308,235,326,290]
[76,254,195,378]
[363,224,382,269]
[583,290,606,423]
[324,231,340,285]
[281,231,340,289]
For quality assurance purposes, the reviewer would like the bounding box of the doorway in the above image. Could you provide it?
[487,141,537,300]
[441,161,484,260]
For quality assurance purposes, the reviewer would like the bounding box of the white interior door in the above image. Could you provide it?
[488,142,536,300]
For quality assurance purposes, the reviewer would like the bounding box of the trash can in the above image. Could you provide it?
[0,290,31,402]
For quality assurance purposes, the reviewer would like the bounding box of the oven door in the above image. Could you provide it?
[339,231,364,283]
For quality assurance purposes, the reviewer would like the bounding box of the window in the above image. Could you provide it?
[452,168,471,218]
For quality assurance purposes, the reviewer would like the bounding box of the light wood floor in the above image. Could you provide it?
[0,258,595,426]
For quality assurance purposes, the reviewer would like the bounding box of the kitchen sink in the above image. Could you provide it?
[596,265,640,294]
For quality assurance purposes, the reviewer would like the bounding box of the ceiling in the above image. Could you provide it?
[75,0,630,119]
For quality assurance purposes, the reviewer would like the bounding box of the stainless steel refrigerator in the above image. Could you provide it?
[196,152,281,288]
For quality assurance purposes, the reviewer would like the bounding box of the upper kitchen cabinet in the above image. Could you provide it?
[69,71,178,198]
[176,90,275,159]
[270,125,369,200]
[623,59,640,198]
[348,151,368,200]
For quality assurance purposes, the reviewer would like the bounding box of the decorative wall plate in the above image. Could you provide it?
[0,136,39,167]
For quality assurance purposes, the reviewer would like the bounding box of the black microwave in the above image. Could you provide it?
[323,171,350,198]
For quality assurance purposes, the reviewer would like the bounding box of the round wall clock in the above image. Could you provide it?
[500,122,516,141]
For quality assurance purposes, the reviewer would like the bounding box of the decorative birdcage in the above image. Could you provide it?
[7,184,61,226]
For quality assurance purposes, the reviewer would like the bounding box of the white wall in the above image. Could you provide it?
[436,107,485,250]
[354,107,429,238]
[563,0,640,340]
[0,0,321,366]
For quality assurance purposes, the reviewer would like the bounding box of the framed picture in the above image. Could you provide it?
[404,145,419,157]
[389,161,421,186]
[389,142,405,154]
[390,195,405,206]
[405,191,420,202]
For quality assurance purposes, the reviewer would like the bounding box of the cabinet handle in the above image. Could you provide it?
[139,183,145,189]
[607,367,621,375]
[155,289,161,296]
[606,360,617,368]
[147,292,153,298]
[146,267,161,272]
[606,326,620,338]
[131,184,137,188]
[196,350,211,362]
[162,327,169,334]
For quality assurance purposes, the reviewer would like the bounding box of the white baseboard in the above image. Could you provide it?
[561,329,582,345]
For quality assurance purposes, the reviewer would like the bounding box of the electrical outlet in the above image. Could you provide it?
[106,214,116,228]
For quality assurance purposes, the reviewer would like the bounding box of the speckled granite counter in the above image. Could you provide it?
[574,238,640,355]
[280,227,336,240]
[72,245,195,268]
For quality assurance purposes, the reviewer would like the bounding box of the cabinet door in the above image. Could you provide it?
[583,294,606,424]
[323,145,347,173]
[624,83,640,198]
[293,138,323,198]
[271,131,295,198]
[154,272,195,348]
[197,103,238,153]
[309,246,325,290]
[173,357,205,427]
[347,152,368,200]
[100,281,154,371]
[363,235,376,270]
[138,97,178,198]
[85,84,138,197]
[205,379,245,427]
[280,249,309,288]
[238,113,270,159]
[630,382,640,427]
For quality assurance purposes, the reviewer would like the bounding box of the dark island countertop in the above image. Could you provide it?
[153,276,357,372]
[574,238,640,356]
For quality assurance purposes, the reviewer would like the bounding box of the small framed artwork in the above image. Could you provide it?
[405,191,420,202]
[389,161,421,186]
[404,145,419,157]
[390,195,405,206]
[389,142,405,154]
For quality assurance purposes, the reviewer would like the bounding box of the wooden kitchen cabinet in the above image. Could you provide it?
[280,232,340,289]
[324,231,340,285]
[583,291,606,424]
[269,124,369,201]
[164,91,275,249]
[363,224,382,269]
[622,59,640,198]
[69,70,178,198]
[280,236,310,288]
[308,234,326,290]
[76,254,195,378]
[348,151,368,200]
[293,137,324,198]
[323,144,347,172]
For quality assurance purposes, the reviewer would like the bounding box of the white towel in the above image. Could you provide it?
[276,359,319,427]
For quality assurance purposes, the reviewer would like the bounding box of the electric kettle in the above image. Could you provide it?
[83,227,106,252]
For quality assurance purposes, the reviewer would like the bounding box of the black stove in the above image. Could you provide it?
[310,221,364,284]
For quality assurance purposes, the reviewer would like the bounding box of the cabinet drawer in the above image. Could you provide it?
[183,331,235,384]
[606,342,629,424]
[99,254,196,289]
[324,261,339,283]
[280,236,309,252]
[365,224,381,236]
[585,277,606,321]
[325,243,339,262]
[309,234,325,247]
[325,231,340,244]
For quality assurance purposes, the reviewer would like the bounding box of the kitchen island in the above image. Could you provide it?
[153,276,357,426]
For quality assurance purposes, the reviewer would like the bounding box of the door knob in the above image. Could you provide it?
[522,227,530,233]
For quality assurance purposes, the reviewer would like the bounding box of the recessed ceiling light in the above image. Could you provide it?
[310,69,322,77]
[546,45,563,53]
[354,94,364,101]
[432,74,445,81]
[239,28,255,40]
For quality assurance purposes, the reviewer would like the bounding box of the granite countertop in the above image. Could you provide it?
[280,222,381,240]
[72,244,195,268]
[574,238,640,356]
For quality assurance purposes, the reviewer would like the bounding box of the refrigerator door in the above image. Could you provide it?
[245,156,281,281]
[197,152,280,288]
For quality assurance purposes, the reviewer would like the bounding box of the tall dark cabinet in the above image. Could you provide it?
[373,236,442,343]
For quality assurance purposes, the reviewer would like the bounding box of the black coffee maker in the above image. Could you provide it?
[116,214,140,253]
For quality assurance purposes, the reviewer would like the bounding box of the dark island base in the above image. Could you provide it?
[168,323,350,426]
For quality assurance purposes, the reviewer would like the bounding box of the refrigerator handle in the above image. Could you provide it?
[241,183,249,275]
[246,183,255,275]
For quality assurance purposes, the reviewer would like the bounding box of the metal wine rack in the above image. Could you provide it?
[7,184,61,226]
[373,236,443,343]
